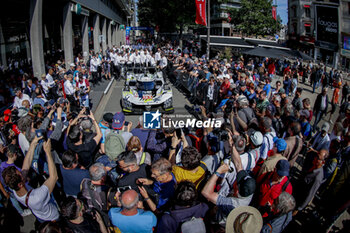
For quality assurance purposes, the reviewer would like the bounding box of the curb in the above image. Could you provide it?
[93,77,116,121]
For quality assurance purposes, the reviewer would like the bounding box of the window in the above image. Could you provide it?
[293,23,297,34]
[292,7,297,18]
[305,25,311,35]
[305,8,311,18]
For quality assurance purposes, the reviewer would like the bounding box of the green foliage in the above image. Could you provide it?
[220,47,232,60]
[227,0,282,36]
[138,0,196,33]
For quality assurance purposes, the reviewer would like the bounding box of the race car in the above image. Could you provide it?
[121,67,174,114]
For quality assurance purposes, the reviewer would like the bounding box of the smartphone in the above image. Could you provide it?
[35,129,43,138]
[176,128,182,139]
[124,121,129,126]
[35,129,46,142]
[85,107,90,115]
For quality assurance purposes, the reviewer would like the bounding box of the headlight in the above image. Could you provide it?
[123,99,132,109]
[163,98,172,108]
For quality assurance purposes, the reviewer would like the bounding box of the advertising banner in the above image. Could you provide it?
[344,36,350,50]
[272,6,277,21]
[315,5,338,51]
[195,0,207,26]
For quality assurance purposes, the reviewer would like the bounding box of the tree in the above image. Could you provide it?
[137,0,196,33]
[227,0,282,37]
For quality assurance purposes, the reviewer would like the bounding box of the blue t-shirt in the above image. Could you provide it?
[109,208,157,233]
[59,165,90,196]
[153,173,176,208]
[263,83,271,96]
[301,121,311,137]
[99,122,110,144]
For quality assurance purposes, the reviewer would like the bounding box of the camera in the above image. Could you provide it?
[212,128,229,142]
[79,87,88,96]
[117,186,132,193]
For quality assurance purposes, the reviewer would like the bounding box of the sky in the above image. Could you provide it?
[276,0,288,25]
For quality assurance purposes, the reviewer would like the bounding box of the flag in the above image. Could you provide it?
[272,6,277,20]
[195,0,207,26]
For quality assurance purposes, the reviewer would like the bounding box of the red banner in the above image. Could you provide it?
[272,6,277,20]
[195,0,207,26]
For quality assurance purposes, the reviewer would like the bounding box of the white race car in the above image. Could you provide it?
[121,67,174,114]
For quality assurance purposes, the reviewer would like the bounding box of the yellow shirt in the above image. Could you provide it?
[172,163,206,189]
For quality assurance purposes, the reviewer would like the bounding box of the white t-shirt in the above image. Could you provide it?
[64,80,75,95]
[14,185,59,221]
[18,133,30,155]
[14,94,33,109]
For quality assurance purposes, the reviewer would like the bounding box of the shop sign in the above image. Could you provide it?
[315,5,338,49]
[341,49,350,58]
[300,36,315,43]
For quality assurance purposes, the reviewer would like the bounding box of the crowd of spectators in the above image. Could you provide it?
[0,41,349,233]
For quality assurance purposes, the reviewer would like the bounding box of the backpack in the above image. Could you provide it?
[181,217,206,233]
[104,129,125,161]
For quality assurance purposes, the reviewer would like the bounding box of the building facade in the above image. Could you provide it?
[287,0,350,70]
[0,0,133,78]
[211,0,241,36]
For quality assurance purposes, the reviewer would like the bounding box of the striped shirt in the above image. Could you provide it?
[260,130,276,160]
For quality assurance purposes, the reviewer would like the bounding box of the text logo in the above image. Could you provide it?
[143,110,161,129]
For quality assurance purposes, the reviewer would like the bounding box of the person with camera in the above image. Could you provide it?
[61,196,108,233]
[2,137,60,223]
[64,74,79,112]
[137,158,176,212]
[116,151,152,192]
[76,73,90,108]
[67,109,102,168]
[201,132,256,225]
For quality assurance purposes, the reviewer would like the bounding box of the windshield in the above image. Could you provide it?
[137,81,154,91]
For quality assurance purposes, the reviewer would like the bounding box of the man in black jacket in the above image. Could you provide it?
[313,87,329,130]
[202,77,219,113]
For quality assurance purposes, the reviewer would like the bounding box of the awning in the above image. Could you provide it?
[245,38,290,50]
[242,47,289,59]
[286,50,314,61]
[242,47,314,61]
[200,36,254,48]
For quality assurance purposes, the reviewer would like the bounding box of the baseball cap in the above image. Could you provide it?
[70,63,76,67]
[321,122,330,132]
[247,129,263,147]
[273,137,287,152]
[103,113,114,124]
[4,109,11,122]
[112,112,125,130]
[236,170,256,197]
[276,160,290,177]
